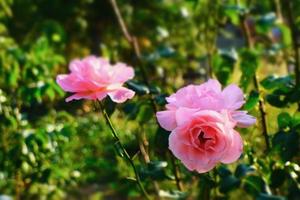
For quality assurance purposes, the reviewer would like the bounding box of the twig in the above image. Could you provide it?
[108,0,157,112]
[108,0,132,43]
[96,101,150,200]
[170,151,183,191]
[240,14,270,151]
[274,0,283,22]
[108,0,183,191]
[286,0,300,111]
[15,170,21,200]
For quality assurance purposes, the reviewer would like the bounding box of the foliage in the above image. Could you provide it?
[0,0,299,199]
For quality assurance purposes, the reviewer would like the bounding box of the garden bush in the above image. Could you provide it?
[0,0,299,199]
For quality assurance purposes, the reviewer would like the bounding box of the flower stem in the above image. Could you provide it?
[97,101,150,200]
[170,151,183,191]
[286,0,300,111]
[240,12,270,152]
[108,0,183,191]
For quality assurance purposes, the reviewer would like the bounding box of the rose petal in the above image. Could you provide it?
[220,130,243,164]
[156,110,177,131]
[56,74,101,92]
[201,79,222,93]
[195,161,217,173]
[66,91,107,102]
[231,111,256,127]
[174,85,199,108]
[175,107,198,126]
[111,63,134,83]
[107,87,135,103]
[222,84,245,110]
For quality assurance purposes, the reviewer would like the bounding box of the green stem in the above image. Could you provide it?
[286,0,300,111]
[108,0,182,191]
[170,151,183,191]
[97,101,150,200]
[240,12,270,152]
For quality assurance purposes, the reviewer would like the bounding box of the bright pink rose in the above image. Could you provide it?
[169,108,243,173]
[56,56,135,103]
[156,79,256,131]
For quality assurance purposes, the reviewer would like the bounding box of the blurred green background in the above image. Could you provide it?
[0,0,299,199]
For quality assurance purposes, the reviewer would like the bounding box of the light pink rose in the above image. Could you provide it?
[169,108,243,173]
[56,56,135,103]
[156,79,256,131]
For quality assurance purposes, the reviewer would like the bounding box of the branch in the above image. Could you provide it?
[108,0,183,191]
[240,14,270,152]
[286,0,300,111]
[109,0,132,42]
[97,101,150,200]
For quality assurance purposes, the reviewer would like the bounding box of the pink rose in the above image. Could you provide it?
[56,56,135,103]
[156,79,256,131]
[169,108,243,173]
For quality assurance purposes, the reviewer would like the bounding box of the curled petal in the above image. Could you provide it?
[222,84,245,110]
[232,111,256,128]
[200,79,222,93]
[107,87,135,103]
[66,91,107,102]
[220,130,243,164]
[111,63,135,83]
[174,85,199,107]
[156,110,177,131]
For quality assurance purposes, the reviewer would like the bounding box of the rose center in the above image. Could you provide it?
[198,131,212,144]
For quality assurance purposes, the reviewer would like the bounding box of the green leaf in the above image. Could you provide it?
[260,75,293,90]
[149,85,161,94]
[123,103,139,120]
[113,141,125,158]
[272,131,286,148]
[292,112,300,128]
[148,161,168,170]
[212,49,237,85]
[154,94,167,106]
[255,12,276,34]
[235,164,255,178]
[277,24,292,47]
[288,87,300,103]
[272,130,299,161]
[158,190,187,199]
[126,80,150,95]
[136,104,153,123]
[239,49,259,91]
[140,161,171,181]
[157,46,176,57]
[270,169,286,188]
[154,127,170,151]
[8,62,19,87]
[243,175,267,196]
[40,168,52,183]
[277,112,292,129]
[244,90,259,110]
[266,89,289,108]
[217,165,232,178]
[256,193,286,200]
[219,175,240,193]
[223,5,247,25]
[145,46,176,61]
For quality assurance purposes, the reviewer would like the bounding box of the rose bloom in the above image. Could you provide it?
[156,79,256,131]
[169,108,242,173]
[156,79,256,173]
[56,56,135,103]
